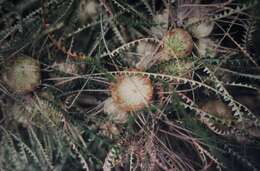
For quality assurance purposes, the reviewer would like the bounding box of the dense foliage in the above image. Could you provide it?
[1,0,260,171]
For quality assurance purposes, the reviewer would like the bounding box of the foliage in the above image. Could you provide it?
[0,0,260,171]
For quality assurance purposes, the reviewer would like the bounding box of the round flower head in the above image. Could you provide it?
[161,28,193,60]
[3,56,41,93]
[110,75,153,112]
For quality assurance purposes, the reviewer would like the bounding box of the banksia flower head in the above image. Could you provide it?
[3,56,41,93]
[161,28,193,60]
[110,74,153,112]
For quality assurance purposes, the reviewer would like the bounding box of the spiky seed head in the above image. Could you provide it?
[3,56,41,93]
[161,28,193,60]
[110,75,153,112]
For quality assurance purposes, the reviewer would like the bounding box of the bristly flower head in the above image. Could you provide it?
[161,28,193,60]
[3,56,41,93]
[110,74,153,112]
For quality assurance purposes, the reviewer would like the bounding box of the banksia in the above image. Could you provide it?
[110,74,153,112]
[2,56,41,93]
[161,28,193,60]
